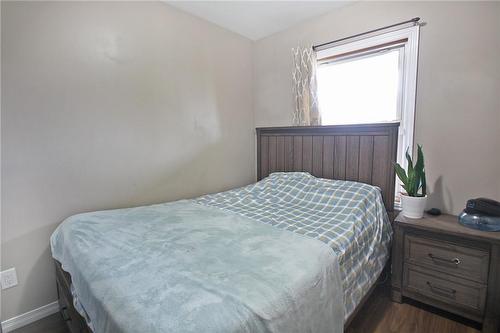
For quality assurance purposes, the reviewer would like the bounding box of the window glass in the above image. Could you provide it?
[317,49,401,125]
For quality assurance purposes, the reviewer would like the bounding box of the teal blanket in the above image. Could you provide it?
[51,201,343,333]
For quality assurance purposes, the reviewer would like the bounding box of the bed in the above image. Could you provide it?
[51,122,399,333]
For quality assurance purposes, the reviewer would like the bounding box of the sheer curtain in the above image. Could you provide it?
[292,46,321,126]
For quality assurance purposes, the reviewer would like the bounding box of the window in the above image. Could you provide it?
[315,25,420,206]
[317,49,401,125]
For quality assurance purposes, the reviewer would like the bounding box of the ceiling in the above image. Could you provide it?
[166,1,351,41]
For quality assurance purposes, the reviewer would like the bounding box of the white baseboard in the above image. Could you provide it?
[1,301,60,333]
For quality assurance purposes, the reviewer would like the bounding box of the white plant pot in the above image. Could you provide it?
[401,194,427,219]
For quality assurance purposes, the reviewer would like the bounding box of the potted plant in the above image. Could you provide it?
[394,145,427,218]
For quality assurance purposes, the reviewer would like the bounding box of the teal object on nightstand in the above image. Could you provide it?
[458,211,500,232]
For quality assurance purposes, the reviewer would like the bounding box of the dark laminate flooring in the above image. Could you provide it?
[10,312,67,333]
[346,282,480,333]
[12,283,480,333]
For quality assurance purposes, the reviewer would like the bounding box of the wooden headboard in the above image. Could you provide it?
[256,122,399,211]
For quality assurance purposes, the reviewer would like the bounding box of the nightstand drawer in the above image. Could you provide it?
[404,264,487,314]
[405,235,489,283]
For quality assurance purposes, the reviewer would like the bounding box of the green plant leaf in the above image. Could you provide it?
[407,166,416,196]
[421,169,427,196]
[415,173,421,196]
[414,146,424,174]
[405,147,414,171]
[394,163,408,186]
[414,145,426,196]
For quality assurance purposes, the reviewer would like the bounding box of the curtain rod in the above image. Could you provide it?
[313,17,420,51]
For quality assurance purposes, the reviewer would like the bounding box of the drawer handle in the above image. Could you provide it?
[60,306,72,322]
[428,253,461,265]
[426,281,457,296]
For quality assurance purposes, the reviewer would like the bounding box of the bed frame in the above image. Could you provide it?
[55,122,399,332]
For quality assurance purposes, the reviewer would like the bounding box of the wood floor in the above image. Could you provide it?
[12,282,480,333]
[10,312,67,333]
[346,282,480,333]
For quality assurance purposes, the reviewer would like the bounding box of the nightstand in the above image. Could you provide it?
[391,213,500,333]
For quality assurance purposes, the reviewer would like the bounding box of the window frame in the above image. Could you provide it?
[316,26,420,207]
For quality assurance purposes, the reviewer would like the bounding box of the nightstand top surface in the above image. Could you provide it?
[395,213,500,244]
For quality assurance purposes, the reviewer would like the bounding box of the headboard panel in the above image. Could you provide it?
[256,122,400,211]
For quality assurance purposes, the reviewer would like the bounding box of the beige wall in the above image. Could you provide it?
[254,1,500,214]
[1,1,254,320]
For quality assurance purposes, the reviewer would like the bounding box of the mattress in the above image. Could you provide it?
[51,172,391,332]
[195,172,392,319]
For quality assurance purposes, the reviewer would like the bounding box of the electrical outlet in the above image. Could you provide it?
[1,268,19,290]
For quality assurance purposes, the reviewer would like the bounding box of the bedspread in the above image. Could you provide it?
[51,200,344,333]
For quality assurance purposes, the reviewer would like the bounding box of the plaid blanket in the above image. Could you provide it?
[195,172,392,319]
